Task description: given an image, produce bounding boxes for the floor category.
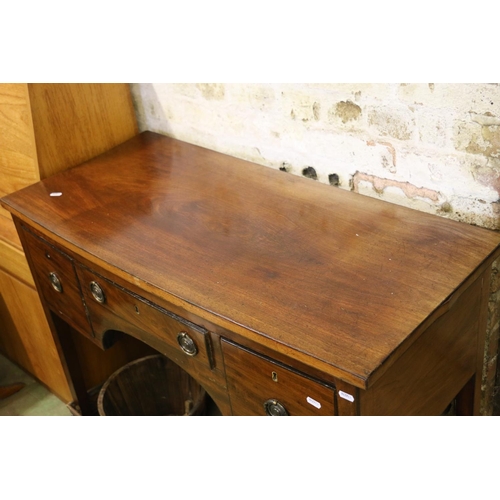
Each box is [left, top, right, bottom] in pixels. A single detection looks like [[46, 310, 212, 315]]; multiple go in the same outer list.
[[0, 354, 72, 416], [0, 353, 221, 416]]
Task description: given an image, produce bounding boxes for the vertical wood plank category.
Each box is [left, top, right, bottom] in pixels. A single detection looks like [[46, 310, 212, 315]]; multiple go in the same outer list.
[[0, 84, 139, 404], [0, 84, 39, 202], [0, 268, 72, 401], [28, 83, 138, 178]]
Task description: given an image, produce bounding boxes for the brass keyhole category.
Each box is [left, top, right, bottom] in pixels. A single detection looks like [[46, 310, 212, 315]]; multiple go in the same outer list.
[[272, 371, 278, 382]]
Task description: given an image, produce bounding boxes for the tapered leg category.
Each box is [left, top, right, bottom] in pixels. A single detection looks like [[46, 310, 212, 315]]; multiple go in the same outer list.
[[455, 376, 475, 416]]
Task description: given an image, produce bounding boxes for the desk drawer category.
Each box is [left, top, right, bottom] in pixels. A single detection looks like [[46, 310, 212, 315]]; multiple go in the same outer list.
[[22, 229, 93, 337], [222, 340, 336, 416], [76, 265, 216, 373]]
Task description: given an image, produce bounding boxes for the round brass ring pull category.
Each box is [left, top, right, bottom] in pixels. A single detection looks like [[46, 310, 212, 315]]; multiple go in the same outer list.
[[90, 281, 106, 304], [49, 272, 63, 293], [177, 331, 198, 356], [264, 399, 289, 416]]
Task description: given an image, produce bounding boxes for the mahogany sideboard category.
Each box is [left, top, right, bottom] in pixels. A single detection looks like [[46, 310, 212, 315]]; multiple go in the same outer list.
[[2, 131, 500, 416]]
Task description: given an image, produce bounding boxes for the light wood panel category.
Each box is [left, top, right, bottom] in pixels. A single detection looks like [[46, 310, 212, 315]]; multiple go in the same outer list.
[[0, 214, 33, 286], [0, 84, 39, 200], [0, 237, 34, 286], [0, 268, 72, 401], [0, 213, 20, 250], [0, 84, 138, 242], [0, 83, 139, 401], [28, 84, 138, 178]]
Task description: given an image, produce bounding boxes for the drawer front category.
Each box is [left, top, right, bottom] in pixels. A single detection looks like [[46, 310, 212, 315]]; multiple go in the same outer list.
[[22, 229, 93, 337], [222, 340, 336, 416], [76, 265, 224, 383]]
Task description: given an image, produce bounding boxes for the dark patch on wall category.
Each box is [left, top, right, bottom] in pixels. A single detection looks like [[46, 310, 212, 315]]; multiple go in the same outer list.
[[328, 173, 340, 186], [302, 167, 318, 180]]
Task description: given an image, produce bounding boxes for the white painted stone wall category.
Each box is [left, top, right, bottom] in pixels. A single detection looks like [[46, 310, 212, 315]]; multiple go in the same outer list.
[[130, 83, 500, 230]]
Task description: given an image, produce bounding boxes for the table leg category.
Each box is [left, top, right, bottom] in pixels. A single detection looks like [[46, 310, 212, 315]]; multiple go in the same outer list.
[[455, 376, 475, 416], [50, 313, 94, 415]]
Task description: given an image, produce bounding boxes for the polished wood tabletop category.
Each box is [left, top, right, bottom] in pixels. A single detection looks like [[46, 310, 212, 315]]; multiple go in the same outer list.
[[3, 131, 500, 389]]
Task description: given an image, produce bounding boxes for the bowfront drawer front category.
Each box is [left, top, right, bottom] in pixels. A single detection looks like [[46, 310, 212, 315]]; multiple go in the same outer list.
[[222, 340, 336, 416], [76, 265, 223, 383], [21, 228, 93, 337]]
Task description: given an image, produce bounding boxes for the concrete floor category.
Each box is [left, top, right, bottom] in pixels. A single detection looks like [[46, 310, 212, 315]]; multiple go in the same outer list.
[[0, 354, 71, 416]]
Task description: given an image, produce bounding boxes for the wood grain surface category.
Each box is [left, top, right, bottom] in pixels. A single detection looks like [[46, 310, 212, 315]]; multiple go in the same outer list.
[[0, 84, 39, 203], [3, 131, 500, 388], [222, 340, 336, 416], [0, 83, 139, 403], [0, 215, 33, 286], [27, 83, 138, 179], [75, 263, 231, 412], [0, 268, 72, 401], [358, 272, 484, 415], [21, 228, 94, 338]]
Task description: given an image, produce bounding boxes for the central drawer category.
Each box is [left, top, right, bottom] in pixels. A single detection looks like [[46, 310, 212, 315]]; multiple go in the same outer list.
[[75, 264, 222, 384]]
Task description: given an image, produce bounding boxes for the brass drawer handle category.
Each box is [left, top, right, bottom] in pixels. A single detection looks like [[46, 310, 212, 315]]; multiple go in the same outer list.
[[49, 272, 63, 293], [177, 331, 198, 356], [264, 399, 289, 416], [89, 281, 106, 304]]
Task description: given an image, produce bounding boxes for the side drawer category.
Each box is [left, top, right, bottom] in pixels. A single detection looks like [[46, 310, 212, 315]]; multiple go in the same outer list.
[[21, 228, 93, 337], [222, 340, 336, 416]]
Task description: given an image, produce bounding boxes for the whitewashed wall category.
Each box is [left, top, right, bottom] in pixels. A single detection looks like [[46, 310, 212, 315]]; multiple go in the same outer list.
[[130, 83, 500, 230]]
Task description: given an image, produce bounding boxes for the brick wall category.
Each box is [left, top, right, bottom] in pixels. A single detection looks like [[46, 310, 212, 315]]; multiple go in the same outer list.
[[130, 83, 500, 414]]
